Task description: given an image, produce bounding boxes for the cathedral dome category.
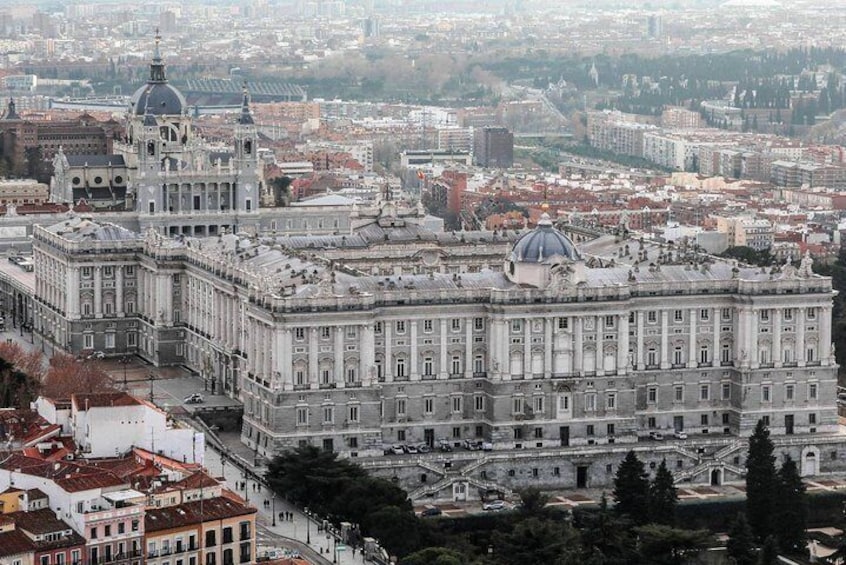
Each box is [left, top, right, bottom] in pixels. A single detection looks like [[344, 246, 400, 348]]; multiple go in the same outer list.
[[130, 32, 186, 116], [131, 83, 186, 116], [509, 213, 581, 263]]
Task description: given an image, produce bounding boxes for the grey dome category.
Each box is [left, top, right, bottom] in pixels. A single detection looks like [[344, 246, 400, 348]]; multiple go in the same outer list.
[[131, 83, 186, 116], [510, 214, 581, 263], [131, 32, 186, 116]]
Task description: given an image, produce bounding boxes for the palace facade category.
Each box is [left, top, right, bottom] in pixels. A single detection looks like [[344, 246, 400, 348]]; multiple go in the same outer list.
[[30, 197, 841, 495]]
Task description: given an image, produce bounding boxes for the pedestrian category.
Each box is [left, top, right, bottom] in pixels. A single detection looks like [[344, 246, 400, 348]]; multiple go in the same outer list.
[[279, 511, 284, 522], [352, 547, 356, 557]]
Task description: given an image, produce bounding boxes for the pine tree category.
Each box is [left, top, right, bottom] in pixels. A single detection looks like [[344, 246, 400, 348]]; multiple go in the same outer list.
[[746, 419, 777, 541], [612, 451, 650, 525], [726, 513, 757, 565], [758, 535, 779, 565], [774, 454, 807, 554], [649, 459, 678, 525]]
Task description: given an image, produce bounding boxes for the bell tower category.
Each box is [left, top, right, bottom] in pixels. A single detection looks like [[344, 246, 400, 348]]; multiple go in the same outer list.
[[233, 84, 259, 213]]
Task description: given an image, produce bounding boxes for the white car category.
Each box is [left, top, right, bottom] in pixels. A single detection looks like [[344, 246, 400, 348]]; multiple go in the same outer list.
[[649, 431, 665, 441], [483, 500, 506, 511], [184, 393, 205, 404], [673, 430, 688, 440]]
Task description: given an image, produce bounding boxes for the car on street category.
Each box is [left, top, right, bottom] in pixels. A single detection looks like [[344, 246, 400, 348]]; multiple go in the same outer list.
[[649, 431, 665, 441], [462, 439, 480, 451], [390, 444, 405, 455], [483, 500, 507, 511], [420, 507, 442, 517], [673, 430, 688, 440], [438, 440, 453, 452], [406, 444, 419, 454], [416, 443, 431, 453], [184, 393, 205, 404]]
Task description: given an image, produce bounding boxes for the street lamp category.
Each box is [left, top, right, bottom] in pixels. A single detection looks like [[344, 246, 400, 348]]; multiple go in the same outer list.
[[333, 535, 338, 564], [148, 374, 155, 403], [271, 494, 276, 527], [120, 356, 130, 390], [305, 507, 311, 544]]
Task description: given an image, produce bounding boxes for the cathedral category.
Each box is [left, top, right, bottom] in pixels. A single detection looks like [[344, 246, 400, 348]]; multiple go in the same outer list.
[[50, 32, 264, 237]]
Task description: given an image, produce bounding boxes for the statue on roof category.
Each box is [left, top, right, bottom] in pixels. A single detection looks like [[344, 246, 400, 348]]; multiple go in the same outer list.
[[798, 250, 814, 278], [50, 146, 71, 204]]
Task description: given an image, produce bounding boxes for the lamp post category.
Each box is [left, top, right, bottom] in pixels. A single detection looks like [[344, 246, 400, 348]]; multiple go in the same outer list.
[[120, 356, 130, 390], [271, 494, 276, 527], [333, 535, 338, 564], [305, 507, 311, 544], [148, 374, 155, 403]]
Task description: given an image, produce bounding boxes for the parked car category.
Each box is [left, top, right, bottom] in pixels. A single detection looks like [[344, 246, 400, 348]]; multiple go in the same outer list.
[[649, 431, 665, 441], [462, 439, 480, 451], [416, 443, 431, 454], [406, 444, 419, 454], [483, 500, 506, 511], [673, 430, 688, 440], [480, 441, 493, 451], [184, 393, 205, 404], [438, 440, 453, 452], [390, 444, 405, 455], [421, 507, 442, 517]]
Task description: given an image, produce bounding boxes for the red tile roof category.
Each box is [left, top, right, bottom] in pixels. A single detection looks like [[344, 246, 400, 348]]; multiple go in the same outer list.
[[144, 496, 256, 533]]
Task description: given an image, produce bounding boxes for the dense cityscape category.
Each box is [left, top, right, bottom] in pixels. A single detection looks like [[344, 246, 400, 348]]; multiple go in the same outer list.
[[2, 0, 846, 564]]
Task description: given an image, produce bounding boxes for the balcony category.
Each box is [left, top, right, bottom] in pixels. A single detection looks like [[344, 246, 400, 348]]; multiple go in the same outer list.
[[473, 372, 487, 378]]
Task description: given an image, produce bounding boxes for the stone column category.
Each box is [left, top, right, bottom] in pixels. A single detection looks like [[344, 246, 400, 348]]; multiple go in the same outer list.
[[334, 326, 344, 386], [574, 317, 583, 376], [773, 309, 783, 368], [361, 324, 374, 386], [411, 321, 419, 381], [713, 307, 721, 365], [385, 322, 393, 382], [281, 328, 293, 390], [439, 319, 448, 379], [490, 319, 503, 379], [67, 268, 80, 318], [94, 266, 102, 318], [749, 309, 759, 369], [596, 316, 605, 376], [660, 310, 670, 369], [618, 313, 629, 374], [115, 267, 124, 316], [636, 311, 645, 370], [688, 308, 697, 368], [465, 322, 473, 378], [797, 308, 806, 367], [523, 319, 532, 377], [544, 317, 553, 378], [821, 306, 832, 366], [735, 307, 747, 367], [308, 327, 318, 388]]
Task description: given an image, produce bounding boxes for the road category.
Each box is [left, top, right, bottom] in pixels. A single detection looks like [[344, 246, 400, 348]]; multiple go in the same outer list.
[[203, 443, 373, 565]]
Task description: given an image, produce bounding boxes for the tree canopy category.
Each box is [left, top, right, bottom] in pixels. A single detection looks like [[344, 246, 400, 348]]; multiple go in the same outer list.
[[613, 450, 651, 524], [746, 419, 777, 541]]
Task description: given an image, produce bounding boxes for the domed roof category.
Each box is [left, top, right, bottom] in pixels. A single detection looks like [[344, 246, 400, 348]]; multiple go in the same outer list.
[[130, 31, 186, 116], [510, 214, 581, 263], [131, 83, 186, 116]]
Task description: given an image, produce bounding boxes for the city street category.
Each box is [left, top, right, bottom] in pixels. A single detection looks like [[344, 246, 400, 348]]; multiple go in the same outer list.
[[202, 443, 373, 565]]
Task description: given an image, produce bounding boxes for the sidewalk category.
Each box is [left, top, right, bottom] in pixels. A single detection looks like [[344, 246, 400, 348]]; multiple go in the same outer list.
[[204, 439, 375, 565]]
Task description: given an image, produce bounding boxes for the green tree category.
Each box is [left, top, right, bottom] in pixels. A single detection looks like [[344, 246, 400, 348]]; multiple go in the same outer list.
[[746, 420, 777, 541], [399, 547, 467, 565], [265, 445, 366, 514], [649, 459, 678, 525], [632, 524, 712, 565], [516, 487, 550, 516], [726, 513, 757, 565], [613, 451, 650, 524], [758, 535, 779, 565], [329, 476, 412, 531], [368, 505, 423, 559], [494, 516, 583, 565], [774, 454, 807, 554], [578, 494, 634, 565]]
